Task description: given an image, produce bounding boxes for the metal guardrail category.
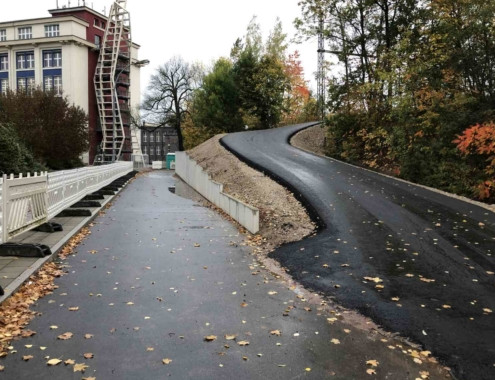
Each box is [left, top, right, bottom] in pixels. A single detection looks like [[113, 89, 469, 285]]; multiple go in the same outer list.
[[0, 162, 133, 244]]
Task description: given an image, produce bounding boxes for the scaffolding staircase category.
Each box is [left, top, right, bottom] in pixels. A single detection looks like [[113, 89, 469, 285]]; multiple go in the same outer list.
[[94, 0, 132, 163]]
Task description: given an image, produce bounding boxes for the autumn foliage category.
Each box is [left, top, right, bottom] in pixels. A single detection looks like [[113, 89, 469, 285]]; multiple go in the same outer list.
[[455, 122, 495, 200]]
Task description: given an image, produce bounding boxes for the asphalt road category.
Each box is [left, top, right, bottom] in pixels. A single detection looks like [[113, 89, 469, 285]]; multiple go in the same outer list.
[[1, 171, 449, 379], [222, 122, 495, 380]]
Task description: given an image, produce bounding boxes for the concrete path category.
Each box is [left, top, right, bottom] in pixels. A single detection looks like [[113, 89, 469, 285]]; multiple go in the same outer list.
[[222, 123, 495, 380], [0, 171, 448, 379]]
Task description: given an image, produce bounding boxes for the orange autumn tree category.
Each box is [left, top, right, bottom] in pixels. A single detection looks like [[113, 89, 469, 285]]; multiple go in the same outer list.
[[281, 51, 314, 125], [455, 122, 495, 199]]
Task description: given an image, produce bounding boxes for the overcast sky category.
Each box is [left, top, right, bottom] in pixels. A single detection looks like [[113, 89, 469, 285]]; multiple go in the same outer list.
[[2, 0, 318, 95]]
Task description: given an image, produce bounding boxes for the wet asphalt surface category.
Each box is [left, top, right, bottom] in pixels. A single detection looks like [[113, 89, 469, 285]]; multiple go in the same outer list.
[[0, 171, 450, 379], [222, 123, 495, 380]]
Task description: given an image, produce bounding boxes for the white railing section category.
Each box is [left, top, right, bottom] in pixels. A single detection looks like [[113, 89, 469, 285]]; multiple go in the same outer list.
[[175, 152, 260, 234], [0, 162, 133, 244]]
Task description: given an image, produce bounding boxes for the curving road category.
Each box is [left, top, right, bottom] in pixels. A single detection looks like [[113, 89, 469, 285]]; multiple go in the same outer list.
[[221, 122, 495, 380]]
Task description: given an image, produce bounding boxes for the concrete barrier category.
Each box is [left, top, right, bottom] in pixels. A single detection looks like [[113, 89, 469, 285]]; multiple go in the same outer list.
[[175, 152, 259, 234]]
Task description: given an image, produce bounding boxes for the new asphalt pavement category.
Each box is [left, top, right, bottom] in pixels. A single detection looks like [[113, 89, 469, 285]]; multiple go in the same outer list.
[[222, 123, 495, 380]]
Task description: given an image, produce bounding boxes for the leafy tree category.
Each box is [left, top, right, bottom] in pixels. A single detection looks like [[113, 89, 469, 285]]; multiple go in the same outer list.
[[0, 89, 88, 169], [0, 124, 45, 175], [191, 58, 244, 133], [142, 56, 200, 151]]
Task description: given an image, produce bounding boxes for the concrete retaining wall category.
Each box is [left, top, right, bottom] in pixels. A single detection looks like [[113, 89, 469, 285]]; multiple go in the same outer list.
[[175, 152, 259, 234]]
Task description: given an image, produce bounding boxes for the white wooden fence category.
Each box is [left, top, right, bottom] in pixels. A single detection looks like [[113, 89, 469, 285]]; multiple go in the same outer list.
[[0, 162, 133, 244]]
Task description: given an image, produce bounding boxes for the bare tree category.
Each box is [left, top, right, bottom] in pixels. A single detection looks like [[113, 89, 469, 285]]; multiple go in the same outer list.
[[142, 56, 197, 151]]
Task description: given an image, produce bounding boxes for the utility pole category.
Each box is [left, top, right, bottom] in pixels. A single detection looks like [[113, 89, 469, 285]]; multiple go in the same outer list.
[[317, 17, 326, 121]]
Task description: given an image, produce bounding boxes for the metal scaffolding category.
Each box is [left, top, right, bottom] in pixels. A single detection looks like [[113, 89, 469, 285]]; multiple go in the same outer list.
[[94, 0, 132, 163]]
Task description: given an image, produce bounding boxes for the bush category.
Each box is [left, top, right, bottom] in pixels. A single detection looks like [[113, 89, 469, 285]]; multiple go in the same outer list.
[[0, 124, 45, 175]]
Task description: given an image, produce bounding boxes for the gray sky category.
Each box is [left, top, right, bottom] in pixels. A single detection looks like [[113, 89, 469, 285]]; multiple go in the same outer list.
[[2, 0, 318, 94]]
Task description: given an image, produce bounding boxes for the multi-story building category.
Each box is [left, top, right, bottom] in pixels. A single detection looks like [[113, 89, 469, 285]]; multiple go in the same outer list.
[[140, 124, 179, 163], [0, 2, 142, 164]]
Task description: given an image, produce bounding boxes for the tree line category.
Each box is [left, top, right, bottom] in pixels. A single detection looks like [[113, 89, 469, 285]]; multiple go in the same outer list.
[[142, 17, 318, 151], [295, 0, 495, 201]]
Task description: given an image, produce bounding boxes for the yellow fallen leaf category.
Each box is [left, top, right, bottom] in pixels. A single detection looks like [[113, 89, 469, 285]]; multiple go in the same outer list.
[[65, 359, 75, 365], [331, 338, 340, 345], [23, 355, 33, 361], [267, 291, 278, 295], [25, 345, 33, 348], [442, 305, 451, 309], [0, 366, 4, 371], [74, 363, 89, 372], [224, 334, 237, 340], [83, 353, 94, 359], [47, 358, 62, 366], [366, 360, 379, 367], [126, 302, 134, 306], [483, 308, 492, 313], [305, 368, 311, 372], [413, 358, 422, 364], [84, 334, 94, 339], [238, 341, 250, 346], [364, 276, 383, 283], [391, 297, 400, 302], [68, 307, 79, 311], [146, 347, 154, 352], [49, 326, 58, 330], [194, 243, 200, 247], [57, 332, 73, 340], [240, 302, 248, 307], [162, 358, 172, 365], [366, 368, 376, 375], [327, 318, 338, 324], [270, 330, 281, 336], [204, 335, 217, 342], [82, 377, 96, 380], [40, 347, 47, 351]]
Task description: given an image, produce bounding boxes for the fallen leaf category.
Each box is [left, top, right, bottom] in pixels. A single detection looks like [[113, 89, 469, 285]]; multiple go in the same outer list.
[[83, 353, 94, 359], [367, 368, 376, 375], [23, 355, 33, 361], [68, 307, 79, 311], [413, 358, 422, 364], [366, 360, 379, 367], [364, 276, 383, 283], [331, 338, 340, 345], [237, 341, 250, 346], [267, 291, 278, 295], [47, 358, 62, 366], [50, 325, 58, 330], [194, 243, 200, 247], [146, 347, 154, 352], [82, 377, 96, 380], [162, 358, 172, 365], [57, 332, 73, 340], [242, 356, 248, 361], [65, 359, 75, 365], [204, 335, 217, 342], [84, 334, 94, 339], [270, 330, 281, 336], [73, 363, 89, 372], [483, 308, 492, 313], [224, 334, 237, 340], [25, 345, 33, 348], [305, 368, 311, 372], [0, 366, 4, 371], [240, 302, 248, 307], [442, 305, 451, 309], [343, 329, 351, 334], [126, 302, 134, 306], [391, 297, 400, 302]]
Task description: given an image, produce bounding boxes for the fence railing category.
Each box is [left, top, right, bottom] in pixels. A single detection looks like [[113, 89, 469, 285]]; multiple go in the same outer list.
[[0, 162, 133, 244]]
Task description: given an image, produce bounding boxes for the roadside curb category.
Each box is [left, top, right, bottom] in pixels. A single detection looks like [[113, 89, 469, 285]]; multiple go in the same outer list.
[[0, 174, 135, 305]]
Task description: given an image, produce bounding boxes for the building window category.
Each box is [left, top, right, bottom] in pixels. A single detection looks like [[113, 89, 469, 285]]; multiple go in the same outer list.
[[0, 54, 8, 71], [156, 146, 161, 155], [156, 133, 161, 142], [94, 19, 99, 27], [44, 75, 62, 96], [150, 134, 154, 142], [143, 146, 147, 154], [43, 50, 62, 68], [0, 79, 8, 95], [0, 30, 6, 42], [17, 77, 35, 93], [143, 133, 147, 142], [18, 27, 32, 40], [44, 24, 59, 38], [95, 35, 101, 48], [150, 146, 155, 156], [17, 51, 35, 69]]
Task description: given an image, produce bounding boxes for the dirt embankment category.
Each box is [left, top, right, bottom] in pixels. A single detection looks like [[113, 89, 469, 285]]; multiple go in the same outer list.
[[290, 124, 327, 155], [188, 135, 316, 253]]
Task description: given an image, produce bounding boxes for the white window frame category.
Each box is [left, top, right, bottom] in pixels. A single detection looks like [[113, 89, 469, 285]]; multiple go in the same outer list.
[[143, 133, 147, 142], [18, 27, 32, 40], [0, 30, 6, 42], [44, 24, 59, 38], [0, 79, 8, 95], [150, 134, 154, 142], [0, 54, 8, 71], [17, 52, 35, 70], [156, 146, 161, 155]]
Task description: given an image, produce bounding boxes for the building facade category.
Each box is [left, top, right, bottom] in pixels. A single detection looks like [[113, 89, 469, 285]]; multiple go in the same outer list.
[[0, 3, 141, 164], [140, 125, 179, 163]]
